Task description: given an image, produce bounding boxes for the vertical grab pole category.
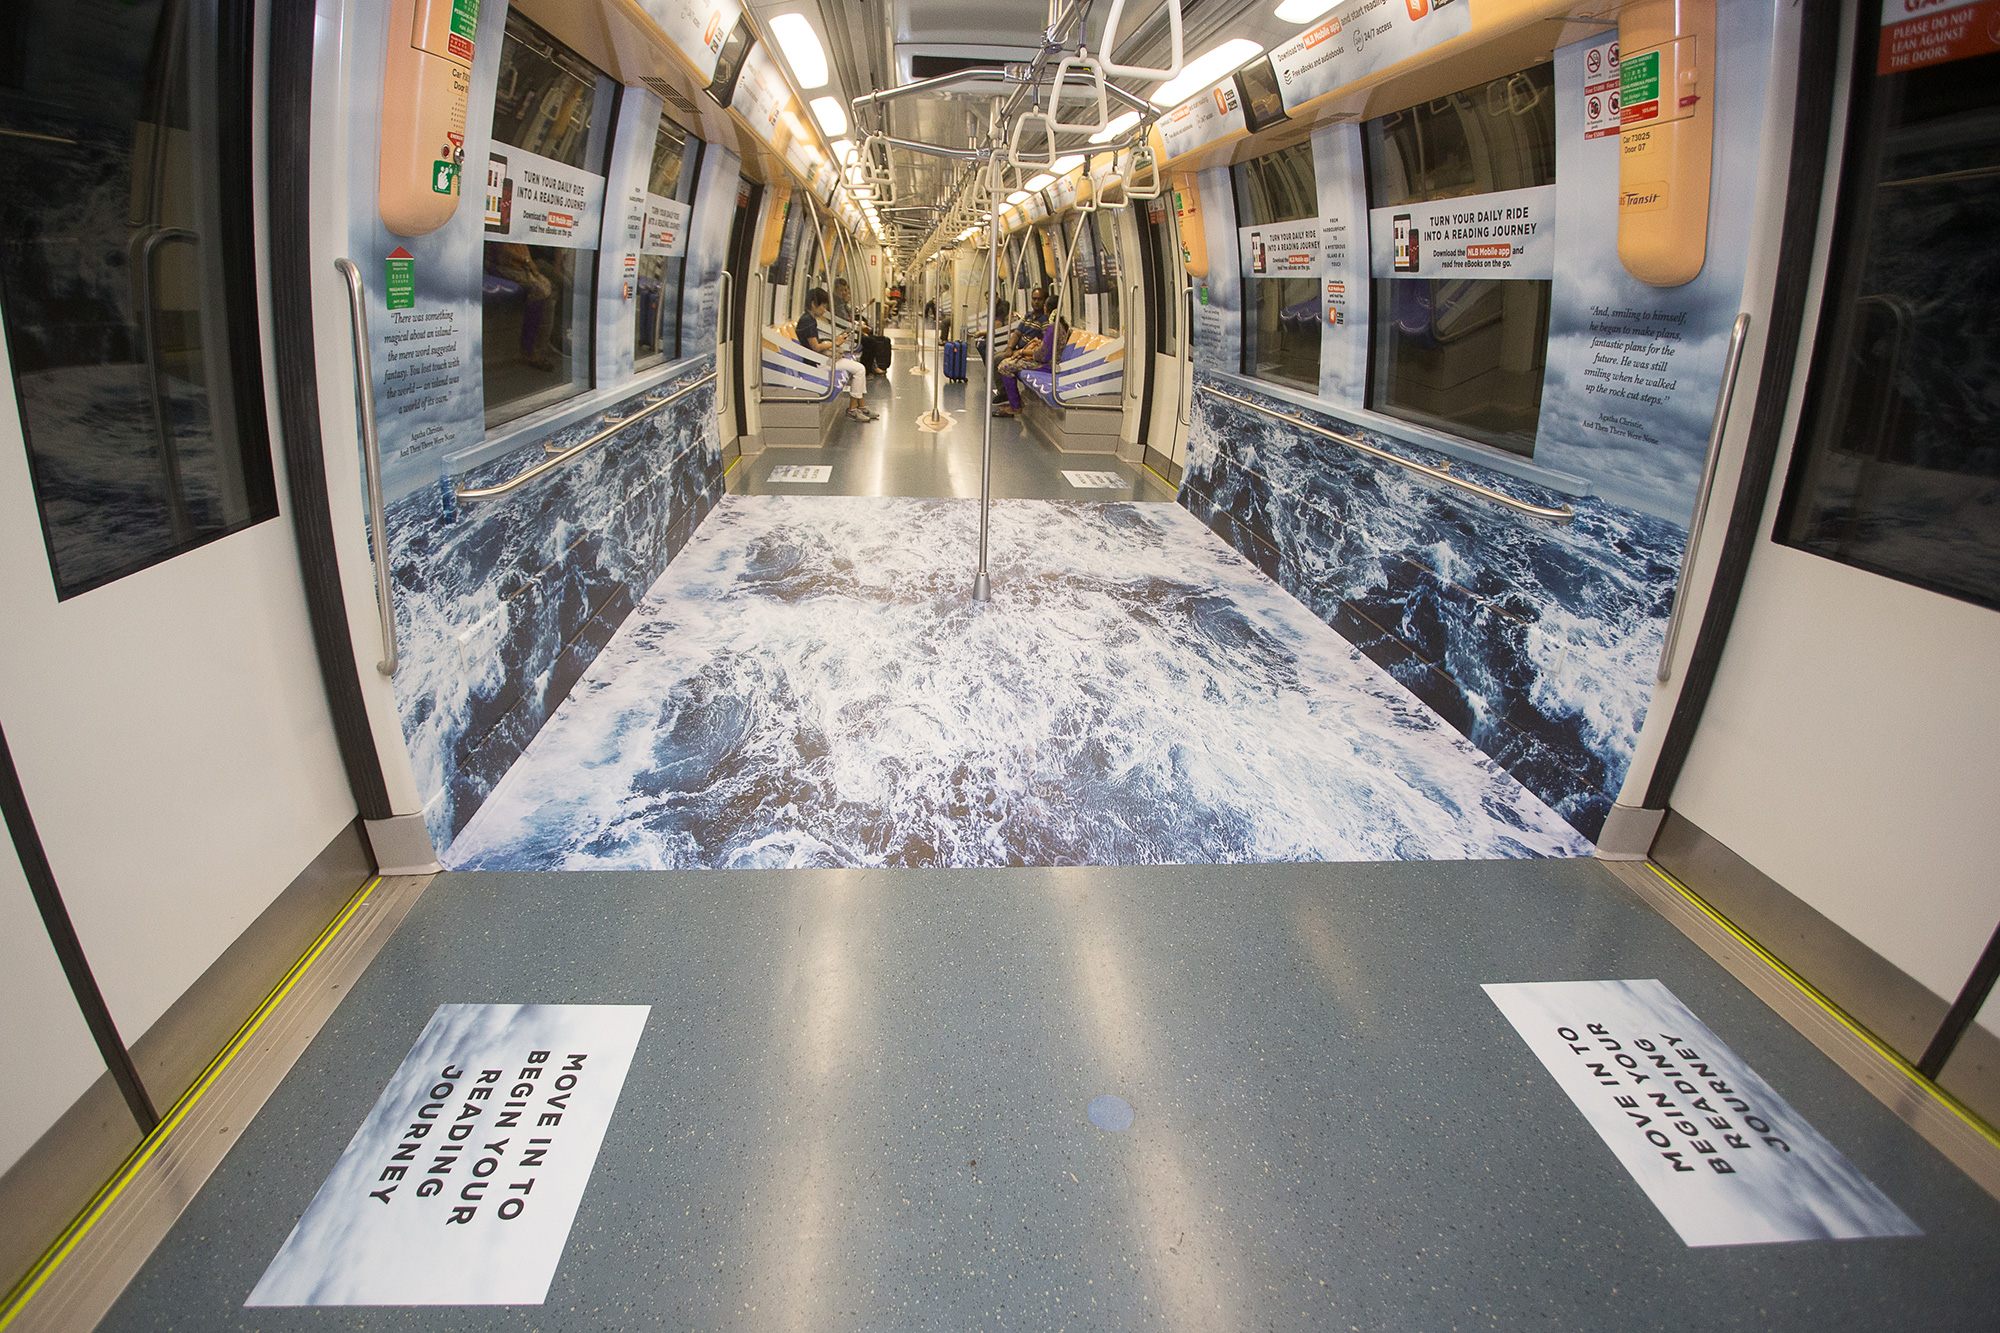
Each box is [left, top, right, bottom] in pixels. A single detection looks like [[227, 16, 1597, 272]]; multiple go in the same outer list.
[[973, 146, 998, 602], [334, 257, 399, 676]]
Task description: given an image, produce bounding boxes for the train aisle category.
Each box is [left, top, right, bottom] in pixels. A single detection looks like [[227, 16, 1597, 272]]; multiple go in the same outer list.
[[100, 859, 2000, 1330], [729, 357, 1177, 502]]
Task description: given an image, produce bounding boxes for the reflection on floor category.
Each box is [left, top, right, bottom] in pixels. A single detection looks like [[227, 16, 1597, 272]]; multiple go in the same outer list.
[[103, 861, 2000, 1331], [729, 357, 1179, 501], [446, 496, 1593, 869]]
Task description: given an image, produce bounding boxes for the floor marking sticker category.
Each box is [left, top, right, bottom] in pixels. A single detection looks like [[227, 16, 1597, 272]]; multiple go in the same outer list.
[[1061, 470, 1131, 489], [1484, 980, 1919, 1246], [247, 1004, 649, 1306], [767, 465, 832, 483]]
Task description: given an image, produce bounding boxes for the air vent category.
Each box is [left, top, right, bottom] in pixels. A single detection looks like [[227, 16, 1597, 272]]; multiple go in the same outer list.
[[908, 54, 1006, 79], [640, 77, 703, 121]]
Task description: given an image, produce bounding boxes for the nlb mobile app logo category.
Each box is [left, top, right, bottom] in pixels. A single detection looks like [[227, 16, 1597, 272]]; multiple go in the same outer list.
[[1213, 84, 1238, 115]]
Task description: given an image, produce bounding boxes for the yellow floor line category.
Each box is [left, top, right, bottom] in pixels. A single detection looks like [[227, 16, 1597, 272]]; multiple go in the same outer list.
[[0, 877, 383, 1328], [1142, 461, 1177, 493], [1643, 861, 2000, 1150]]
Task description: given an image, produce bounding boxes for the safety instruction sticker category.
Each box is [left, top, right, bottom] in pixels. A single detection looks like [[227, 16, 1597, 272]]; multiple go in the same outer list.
[[1582, 37, 1621, 139], [1879, 0, 2000, 72], [247, 1004, 649, 1305], [1484, 980, 1920, 1246]]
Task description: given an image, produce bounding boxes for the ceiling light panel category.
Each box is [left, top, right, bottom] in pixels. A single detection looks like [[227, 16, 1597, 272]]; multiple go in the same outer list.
[[770, 13, 830, 90], [1089, 110, 1140, 145], [810, 95, 848, 137], [1150, 38, 1263, 107], [1273, 0, 1338, 22]]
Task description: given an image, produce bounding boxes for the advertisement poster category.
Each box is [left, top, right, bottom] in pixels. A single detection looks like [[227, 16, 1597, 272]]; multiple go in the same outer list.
[[633, 0, 743, 83], [481, 147, 606, 249], [1190, 166, 1241, 371], [1269, 0, 1472, 112], [1366, 184, 1555, 279], [1485, 981, 1919, 1247], [1314, 122, 1369, 406], [1241, 220, 1320, 276], [1535, 8, 1773, 522], [1159, 81, 1248, 160], [247, 1005, 650, 1305], [641, 194, 691, 256]]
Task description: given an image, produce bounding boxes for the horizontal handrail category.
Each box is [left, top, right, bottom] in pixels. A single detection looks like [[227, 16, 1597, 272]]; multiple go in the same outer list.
[[456, 371, 716, 501], [1198, 385, 1575, 524]]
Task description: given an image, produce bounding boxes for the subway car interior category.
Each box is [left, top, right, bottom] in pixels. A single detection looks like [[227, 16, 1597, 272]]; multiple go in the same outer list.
[[4, 0, 2000, 1326]]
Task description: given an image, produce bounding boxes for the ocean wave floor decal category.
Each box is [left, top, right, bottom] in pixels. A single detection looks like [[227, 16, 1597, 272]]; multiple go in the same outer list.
[[445, 497, 1596, 869]]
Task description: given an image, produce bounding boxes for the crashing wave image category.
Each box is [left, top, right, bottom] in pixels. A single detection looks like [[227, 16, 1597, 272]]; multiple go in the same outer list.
[[445, 496, 1595, 870]]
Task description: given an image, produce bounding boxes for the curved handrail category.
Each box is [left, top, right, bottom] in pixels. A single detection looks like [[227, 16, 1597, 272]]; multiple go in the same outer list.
[[136, 227, 199, 544], [333, 257, 399, 674], [1197, 385, 1575, 524], [455, 371, 717, 501], [1657, 312, 1752, 683]]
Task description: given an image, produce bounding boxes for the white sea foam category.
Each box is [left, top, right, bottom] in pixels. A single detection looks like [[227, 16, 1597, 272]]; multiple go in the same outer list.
[[447, 497, 1593, 869]]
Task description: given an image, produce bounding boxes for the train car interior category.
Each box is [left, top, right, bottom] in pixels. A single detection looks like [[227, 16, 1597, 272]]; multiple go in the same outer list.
[[3, 0, 1999, 1326]]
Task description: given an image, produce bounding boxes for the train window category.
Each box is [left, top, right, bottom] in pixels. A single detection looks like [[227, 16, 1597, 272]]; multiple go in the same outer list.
[[1233, 141, 1320, 392], [1363, 65, 1556, 457], [635, 112, 702, 369], [0, 0, 278, 600], [1093, 209, 1122, 334], [1149, 198, 1179, 356], [1774, 22, 2000, 611], [481, 12, 617, 427]]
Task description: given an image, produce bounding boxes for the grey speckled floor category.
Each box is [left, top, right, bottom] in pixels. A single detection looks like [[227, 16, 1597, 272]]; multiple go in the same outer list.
[[728, 358, 1176, 502], [104, 861, 2000, 1330]]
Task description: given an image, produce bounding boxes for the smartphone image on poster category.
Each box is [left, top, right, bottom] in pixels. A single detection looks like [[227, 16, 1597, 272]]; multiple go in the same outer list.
[[1392, 213, 1417, 273], [485, 153, 512, 234], [1251, 231, 1266, 274]]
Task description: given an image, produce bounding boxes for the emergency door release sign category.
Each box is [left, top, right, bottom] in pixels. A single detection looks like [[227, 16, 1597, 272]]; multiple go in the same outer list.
[[1484, 979, 1920, 1247], [247, 1003, 650, 1305]]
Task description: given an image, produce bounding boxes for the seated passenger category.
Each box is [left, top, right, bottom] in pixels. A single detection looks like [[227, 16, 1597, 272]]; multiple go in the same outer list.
[[798, 287, 874, 421], [996, 316, 1067, 416]]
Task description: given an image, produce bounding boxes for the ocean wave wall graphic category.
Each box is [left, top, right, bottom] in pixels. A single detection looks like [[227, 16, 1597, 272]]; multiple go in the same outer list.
[[382, 360, 724, 847], [1182, 376, 1684, 839], [445, 496, 1594, 870]]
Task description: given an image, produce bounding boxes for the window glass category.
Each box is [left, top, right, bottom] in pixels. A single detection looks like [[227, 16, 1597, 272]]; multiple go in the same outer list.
[[481, 12, 615, 426], [1775, 28, 2000, 610], [1363, 64, 1555, 456], [1150, 200, 1179, 355], [1093, 208, 1121, 334], [0, 0, 278, 599], [635, 112, 701, 367], [1233, 141, 1319, 391]]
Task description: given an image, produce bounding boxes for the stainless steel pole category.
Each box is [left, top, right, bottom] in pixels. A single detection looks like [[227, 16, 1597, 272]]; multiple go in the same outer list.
[[973, 147, 999, 603]]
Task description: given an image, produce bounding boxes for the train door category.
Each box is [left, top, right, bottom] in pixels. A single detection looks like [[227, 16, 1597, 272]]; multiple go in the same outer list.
[[718, 178, 758, 455], [1142, 195, 1190, 482], [1648, 3, 2000, 1100], [0, 0, 370, 1178]]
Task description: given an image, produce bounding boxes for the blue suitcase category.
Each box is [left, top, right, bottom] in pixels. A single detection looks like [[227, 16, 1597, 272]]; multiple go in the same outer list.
[[941, 340, 966, 382]]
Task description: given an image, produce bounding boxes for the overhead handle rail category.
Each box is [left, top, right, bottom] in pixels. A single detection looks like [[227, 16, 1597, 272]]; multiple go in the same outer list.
[[456, 371, 717, 501], [1050, 52, 1107, 131], [1199, 385, 1575, 524], [1099, 0, 1183, 81]]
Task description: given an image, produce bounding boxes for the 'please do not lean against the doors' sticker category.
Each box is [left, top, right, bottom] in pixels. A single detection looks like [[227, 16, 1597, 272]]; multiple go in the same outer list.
[[246, 1004, 649, 1306], [1485, 979, 1920, 1247]]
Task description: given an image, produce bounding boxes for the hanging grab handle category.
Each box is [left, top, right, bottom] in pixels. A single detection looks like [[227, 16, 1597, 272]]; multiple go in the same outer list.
[[1099, 0, 1183, 82], [1050, 53, 1107, 131], [1009, 110, 1055, 168], [1124, 143, 1160, 200]]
